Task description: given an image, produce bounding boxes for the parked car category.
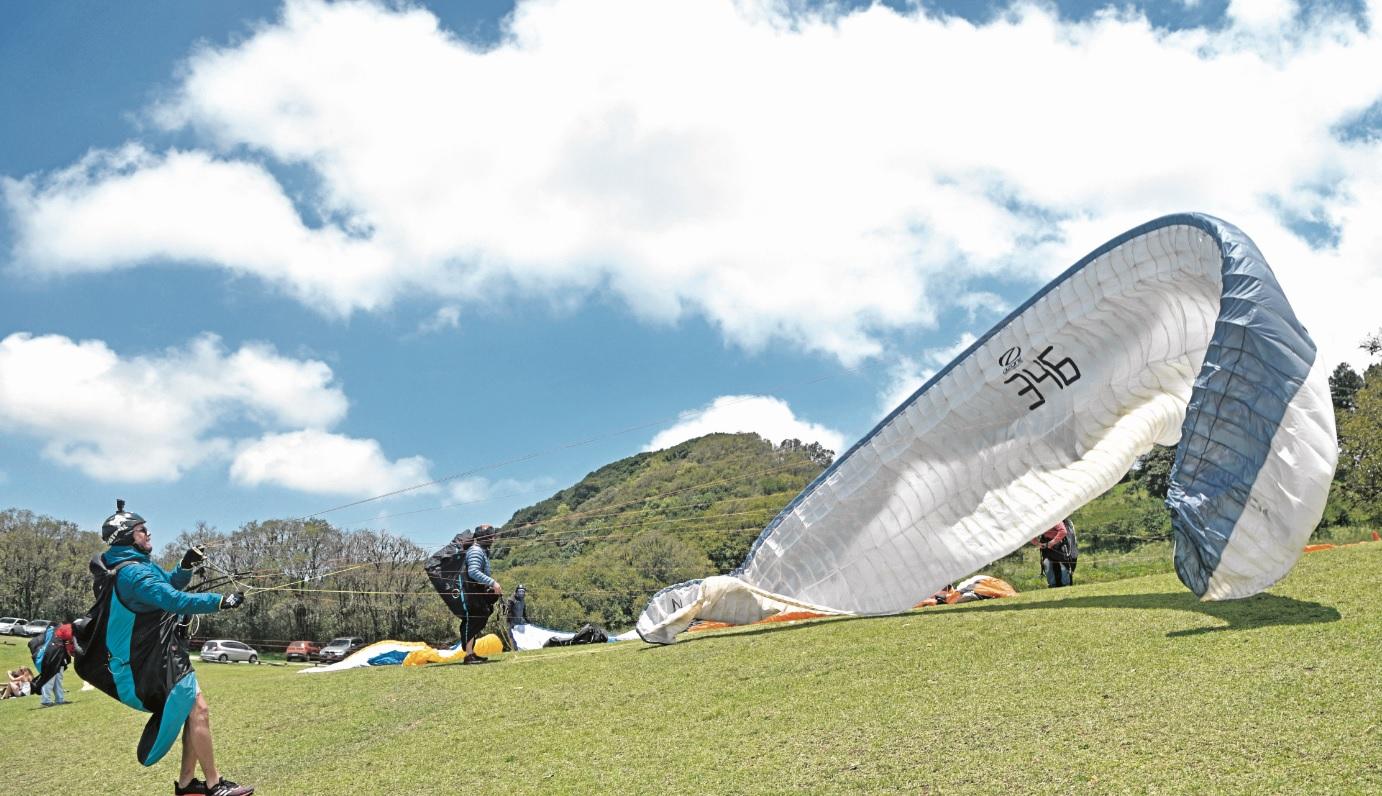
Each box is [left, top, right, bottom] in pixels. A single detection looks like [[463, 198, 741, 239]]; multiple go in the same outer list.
[[199, 639, 260, 664], [317, 636, 367, 664], [0, 617, 28, 636], [21, 619, 53, 637], [285, 640, 324, 662]]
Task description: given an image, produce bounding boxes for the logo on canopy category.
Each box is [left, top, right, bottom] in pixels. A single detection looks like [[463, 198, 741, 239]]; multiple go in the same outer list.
[[999, 346, 1023, 374]]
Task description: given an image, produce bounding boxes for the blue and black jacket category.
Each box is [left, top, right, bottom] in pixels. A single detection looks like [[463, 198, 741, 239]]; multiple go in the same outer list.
[[74, 546, 223, 766], [29, 625, 69, 691]]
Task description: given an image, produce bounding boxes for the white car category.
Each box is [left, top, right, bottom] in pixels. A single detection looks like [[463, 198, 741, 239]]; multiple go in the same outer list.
[[21, 619, 53, 637], [199, 639, 259, 664], [0, 617, 28, 636]]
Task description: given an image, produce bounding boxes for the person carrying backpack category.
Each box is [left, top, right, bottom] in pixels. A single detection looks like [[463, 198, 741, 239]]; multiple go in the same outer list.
[[426, 525, 504, 662], [459, 525, 503, 664], [1031, 517, 1078, 588], [75, 500, 253, 796], [30, 617, 75, 707]]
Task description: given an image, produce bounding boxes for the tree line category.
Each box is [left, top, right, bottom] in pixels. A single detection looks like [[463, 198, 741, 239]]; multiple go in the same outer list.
[[0, 435, 833, 644]]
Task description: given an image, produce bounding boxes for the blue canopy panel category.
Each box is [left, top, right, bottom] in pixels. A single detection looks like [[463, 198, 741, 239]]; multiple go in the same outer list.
[[1163, 216, 1334, 598]]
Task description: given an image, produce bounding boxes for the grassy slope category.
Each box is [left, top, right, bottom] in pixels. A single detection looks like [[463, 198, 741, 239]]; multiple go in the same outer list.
[[4, 543, 1378, 794]]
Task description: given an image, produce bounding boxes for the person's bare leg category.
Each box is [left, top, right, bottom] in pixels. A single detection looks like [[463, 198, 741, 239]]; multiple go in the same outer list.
[[178, 722, 197, 786], [178, 692, 221, 787]]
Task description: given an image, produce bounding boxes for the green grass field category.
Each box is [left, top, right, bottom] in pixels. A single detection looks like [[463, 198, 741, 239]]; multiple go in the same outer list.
[[4, 543, 1378, 794]]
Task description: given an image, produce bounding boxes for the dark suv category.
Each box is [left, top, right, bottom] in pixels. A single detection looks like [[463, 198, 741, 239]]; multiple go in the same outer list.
[[318, 636, 367, 664]]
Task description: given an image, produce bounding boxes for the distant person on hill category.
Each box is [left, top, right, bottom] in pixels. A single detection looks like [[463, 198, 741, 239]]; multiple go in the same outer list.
[[75, 500, 253, 796], [1031, 518, 1078, 588], [460, 524, 503, 664]]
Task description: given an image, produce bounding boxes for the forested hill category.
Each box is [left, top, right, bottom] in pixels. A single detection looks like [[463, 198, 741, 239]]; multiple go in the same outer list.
[[490, 433, 834, 630]]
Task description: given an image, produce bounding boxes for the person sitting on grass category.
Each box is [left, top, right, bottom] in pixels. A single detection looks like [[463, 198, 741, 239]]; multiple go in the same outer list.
[[1, 667, 34, 699]]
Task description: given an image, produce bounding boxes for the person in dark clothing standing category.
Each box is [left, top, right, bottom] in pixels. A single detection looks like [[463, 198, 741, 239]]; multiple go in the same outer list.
[[460, 524, 502, 664], [507, 584, 527, 627], [76, 500, 253, 796], [1031, 518, 1078, 587]]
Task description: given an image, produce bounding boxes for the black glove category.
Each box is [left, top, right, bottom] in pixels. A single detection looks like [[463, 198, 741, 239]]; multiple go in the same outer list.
[[220, 591, 245, 610], [180, 546, 207, 572]]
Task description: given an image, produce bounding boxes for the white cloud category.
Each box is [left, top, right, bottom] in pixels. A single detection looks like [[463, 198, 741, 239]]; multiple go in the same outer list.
[[230, 429, 432, 496], [0, 332, 347, 481], [1226, 0, 1297, 31], [0, 333, 437, 496], [645, 395, 845, 453], [417, 305, 461, 334], [5, 0, 1382, 367], [877, 332, 979, 415], [957, 292, 1009, 323], [2, 146, 396, 315], [447, 475, 554, 504]]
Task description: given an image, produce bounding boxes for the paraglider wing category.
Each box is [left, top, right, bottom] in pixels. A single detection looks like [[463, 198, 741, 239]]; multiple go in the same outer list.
[[636, 213, 1337, 643]]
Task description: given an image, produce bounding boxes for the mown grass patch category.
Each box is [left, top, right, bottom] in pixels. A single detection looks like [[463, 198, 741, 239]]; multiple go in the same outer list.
[[3, 542, 1378, 794]]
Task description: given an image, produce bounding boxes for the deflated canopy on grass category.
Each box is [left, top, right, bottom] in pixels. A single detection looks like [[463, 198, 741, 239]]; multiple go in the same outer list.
[[637, 213, 1338, 644]]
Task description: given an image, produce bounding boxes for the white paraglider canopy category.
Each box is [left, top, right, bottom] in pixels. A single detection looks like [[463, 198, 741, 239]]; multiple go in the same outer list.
[[637, 213, 1337, 644]]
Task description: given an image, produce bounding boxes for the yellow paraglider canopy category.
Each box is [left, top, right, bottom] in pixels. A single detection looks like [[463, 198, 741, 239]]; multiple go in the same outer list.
[[473, 633, 503, 657]]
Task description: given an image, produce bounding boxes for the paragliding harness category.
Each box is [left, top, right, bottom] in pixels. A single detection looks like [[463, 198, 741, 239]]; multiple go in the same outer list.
[[543, 623, 610, 647], [1038, 518, 1078, 588], [72, 556, 200, 766], [29, 625, 69, 692], [424, 538, 470, 619], [1040, 518, 1078, 565]]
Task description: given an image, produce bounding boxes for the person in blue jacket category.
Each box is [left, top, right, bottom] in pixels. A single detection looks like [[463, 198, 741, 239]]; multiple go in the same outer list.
[[75, 500, 254, 796], [459, 524, 503, 664]]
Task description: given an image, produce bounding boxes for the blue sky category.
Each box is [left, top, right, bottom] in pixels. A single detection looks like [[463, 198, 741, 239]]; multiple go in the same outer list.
[[2, 0, 1380, 550]]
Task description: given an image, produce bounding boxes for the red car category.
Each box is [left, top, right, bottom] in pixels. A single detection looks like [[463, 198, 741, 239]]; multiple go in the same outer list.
[[285, 640, 324, 662]]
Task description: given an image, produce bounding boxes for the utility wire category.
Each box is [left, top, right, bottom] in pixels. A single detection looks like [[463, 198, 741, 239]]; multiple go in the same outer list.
[[296, 367, 861, 521]]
